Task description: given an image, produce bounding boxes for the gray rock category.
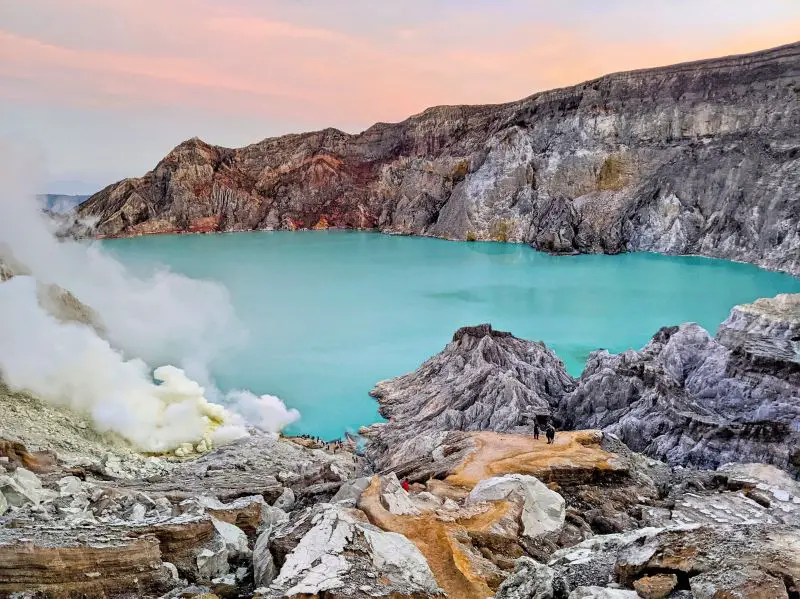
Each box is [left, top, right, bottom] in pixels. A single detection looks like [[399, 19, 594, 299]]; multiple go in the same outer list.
[[211, 518, 250, 560], [195, 536, 229, 582], [253, 529, 277, 588], [568, 588, 638, 599], [77, 43, 800, 275], [331, 476, 371, 505], [495, 557, 556, 599], [378, 473, 420, 516], [272, 487, 295, 511], [559, 294, 800, 474], [363, 324, 573, 470], [717, 293, 800, 363], [467, 474, 566, 540]]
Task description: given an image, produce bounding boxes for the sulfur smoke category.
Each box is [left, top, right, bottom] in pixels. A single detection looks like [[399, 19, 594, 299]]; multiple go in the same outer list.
[[0, 153, 299, 454]]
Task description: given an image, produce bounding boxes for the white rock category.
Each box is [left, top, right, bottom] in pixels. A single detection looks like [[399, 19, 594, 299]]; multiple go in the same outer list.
[[568, 587, 639, 598], [259, 503, 289, 535], [442, 498, 460, 511], [253, 528, 277, 587], [467, 474, 565, 539], [130, 503, 147, 522], [212, 517, 250, 559], [163, 561, 180, 582], [196, 538, 229, 582], [379, 473, 420, 516], [57, 476, 84, 497], [331, 477, 371, 504], [273, 487, 296, 511], [271, 504, 441, 598], [0, 468, 43, 507]]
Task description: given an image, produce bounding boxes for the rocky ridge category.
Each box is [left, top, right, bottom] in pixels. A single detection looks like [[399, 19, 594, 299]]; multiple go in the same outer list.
[[76, 42, 800, 274], [364, 294, 800, 477]]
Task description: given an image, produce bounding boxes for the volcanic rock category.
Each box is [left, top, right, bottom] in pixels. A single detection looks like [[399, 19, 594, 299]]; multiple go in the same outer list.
[[466, 475, 566, 541], [558, 294, 800, 474], [363, 324, 574, 470], [259, 503, 442, 598], [77, 43, 800, 274]]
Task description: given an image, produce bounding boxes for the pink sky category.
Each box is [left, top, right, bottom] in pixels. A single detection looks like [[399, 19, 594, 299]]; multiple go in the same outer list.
[[1, 0, 798, 193]]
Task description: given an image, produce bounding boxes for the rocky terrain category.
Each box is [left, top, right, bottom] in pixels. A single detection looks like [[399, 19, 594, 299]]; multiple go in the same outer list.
[[365, 293, 800, 477], [2, 291, 799, 597], [75, 42, 800, 274]]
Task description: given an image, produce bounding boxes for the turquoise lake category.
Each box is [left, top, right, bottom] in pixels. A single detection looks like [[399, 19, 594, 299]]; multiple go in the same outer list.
[[104, 231, 800, 439]]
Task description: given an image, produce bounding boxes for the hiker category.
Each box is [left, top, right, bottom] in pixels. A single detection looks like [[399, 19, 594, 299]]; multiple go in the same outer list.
[[533, 420, 540, 440], [545, 423, 556, 444], [401, 479, 410, 492]]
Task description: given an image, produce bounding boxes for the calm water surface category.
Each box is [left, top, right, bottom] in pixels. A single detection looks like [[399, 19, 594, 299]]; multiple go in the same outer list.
[[104, 231, 800, 439]]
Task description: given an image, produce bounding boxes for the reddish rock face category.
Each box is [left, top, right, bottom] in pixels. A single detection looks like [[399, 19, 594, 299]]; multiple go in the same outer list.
[[77, 43, 800, 274]]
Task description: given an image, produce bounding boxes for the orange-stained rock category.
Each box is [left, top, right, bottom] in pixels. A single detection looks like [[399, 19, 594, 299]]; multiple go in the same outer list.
[[445, 430, 628, 489], [633, 574, 678, 599], [0, 438, 58, 474], [359, 476, 524, 599]]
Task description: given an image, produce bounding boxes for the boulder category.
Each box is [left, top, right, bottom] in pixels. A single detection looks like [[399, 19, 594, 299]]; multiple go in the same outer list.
[[467, 474, 565, 540], [495, 557, 557, 599], [196, 537, 229, 583], [273, 487, 295, 511], [253, 529, 277, 588], [264, 503, 442, 598], [378, 473, 421, 516], [331, 476, 371, 505], [211, 518, 250, 560], [632, 574, 678, 599], [0, 467, 47, 507]]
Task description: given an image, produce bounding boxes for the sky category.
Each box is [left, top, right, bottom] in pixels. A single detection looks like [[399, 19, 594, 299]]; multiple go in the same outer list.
[[1, 1, 798, 194]]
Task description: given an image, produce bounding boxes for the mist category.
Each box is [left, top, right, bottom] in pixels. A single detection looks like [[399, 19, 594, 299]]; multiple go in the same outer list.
[[0, 152, 299, 453]]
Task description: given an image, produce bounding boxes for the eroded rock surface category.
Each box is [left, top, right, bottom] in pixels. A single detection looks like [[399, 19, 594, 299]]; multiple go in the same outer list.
[[363, 324, 574, 471], [77, 43, 800, 274], [559, 294, 800, 474], [259, 503, 442, 598]]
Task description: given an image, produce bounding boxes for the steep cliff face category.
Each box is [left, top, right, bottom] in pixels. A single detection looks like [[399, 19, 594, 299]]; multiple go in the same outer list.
[[78, 42, 800, 273]]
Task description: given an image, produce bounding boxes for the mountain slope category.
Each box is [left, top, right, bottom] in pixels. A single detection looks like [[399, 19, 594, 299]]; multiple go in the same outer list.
[[79, 42, 800, 273]]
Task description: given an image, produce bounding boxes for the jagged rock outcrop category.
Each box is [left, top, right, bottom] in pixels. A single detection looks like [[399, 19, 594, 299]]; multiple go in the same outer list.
[[558, 293, 800, 475], [257, 502, 442, 598], [363, 324, 574, 470], [77, 42, 800, 273], [717, 292, 800, 363]]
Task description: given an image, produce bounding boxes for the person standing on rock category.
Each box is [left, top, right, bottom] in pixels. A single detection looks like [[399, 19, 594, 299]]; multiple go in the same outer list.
[[545, 423, 556, 444], [533, 420, 540, 440]]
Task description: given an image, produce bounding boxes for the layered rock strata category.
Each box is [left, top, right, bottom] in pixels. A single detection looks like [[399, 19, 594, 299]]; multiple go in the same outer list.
[[76, 42, 800, 274]]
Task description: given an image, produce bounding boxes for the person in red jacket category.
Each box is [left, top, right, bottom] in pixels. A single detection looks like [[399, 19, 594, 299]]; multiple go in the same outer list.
[[401, 479, 410, 492]]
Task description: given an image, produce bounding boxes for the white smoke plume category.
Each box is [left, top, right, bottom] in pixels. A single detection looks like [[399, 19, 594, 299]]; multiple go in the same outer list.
[[0, 151, 299, 453]]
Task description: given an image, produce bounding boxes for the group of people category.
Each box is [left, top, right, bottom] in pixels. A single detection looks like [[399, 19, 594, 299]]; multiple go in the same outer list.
[[532, 419, 556, 444], [291, 434, 349, 453]]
